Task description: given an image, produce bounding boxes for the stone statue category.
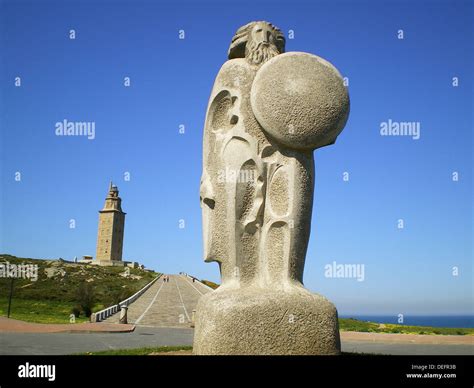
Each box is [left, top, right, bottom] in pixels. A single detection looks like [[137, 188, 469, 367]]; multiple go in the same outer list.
[[194, 21, 350, 355]]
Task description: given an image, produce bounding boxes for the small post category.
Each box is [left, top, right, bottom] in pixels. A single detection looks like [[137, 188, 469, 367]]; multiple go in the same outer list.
[[119, 306, 128, 324], [7, 277, 14, 318]]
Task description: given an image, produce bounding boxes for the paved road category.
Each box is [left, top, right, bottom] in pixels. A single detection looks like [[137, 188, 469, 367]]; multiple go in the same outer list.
[[342, 341, 473, 355], [0, 326, 194, 355], [1, 327, 472, 355], [104, 274, 212, 328]]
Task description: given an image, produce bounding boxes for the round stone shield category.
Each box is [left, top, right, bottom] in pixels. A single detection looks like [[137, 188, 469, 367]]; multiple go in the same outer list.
[[250, 52, 350, 150]]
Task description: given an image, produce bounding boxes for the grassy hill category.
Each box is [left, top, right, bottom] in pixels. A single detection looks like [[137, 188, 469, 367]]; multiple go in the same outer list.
[[0, 254, 159, 323], [339, 318, 474, 336]]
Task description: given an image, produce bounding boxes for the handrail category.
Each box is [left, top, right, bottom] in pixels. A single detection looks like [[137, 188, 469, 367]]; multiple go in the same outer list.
[[92, 274, 162, 323], [183, 273, 215, 291]]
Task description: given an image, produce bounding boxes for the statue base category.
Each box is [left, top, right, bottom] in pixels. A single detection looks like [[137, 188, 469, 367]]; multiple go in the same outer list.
[[193, 286, 341, 355]]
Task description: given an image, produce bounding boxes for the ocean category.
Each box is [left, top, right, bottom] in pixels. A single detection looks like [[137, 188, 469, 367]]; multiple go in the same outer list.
[[339, 315, 474, 328]]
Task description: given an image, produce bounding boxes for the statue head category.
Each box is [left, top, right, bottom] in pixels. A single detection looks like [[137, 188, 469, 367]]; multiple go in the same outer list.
[[228, 21, 285, 65]]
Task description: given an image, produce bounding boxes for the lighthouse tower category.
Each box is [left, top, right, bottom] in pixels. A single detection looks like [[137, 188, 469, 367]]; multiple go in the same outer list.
[[95, 182, 126, 266]]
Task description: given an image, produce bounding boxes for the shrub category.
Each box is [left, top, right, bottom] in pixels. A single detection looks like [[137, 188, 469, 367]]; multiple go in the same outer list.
[[71, 306, 81, 318], [75, 283, 95, 318], [201, 280, 219, 290], [110, 289, 130, 306]]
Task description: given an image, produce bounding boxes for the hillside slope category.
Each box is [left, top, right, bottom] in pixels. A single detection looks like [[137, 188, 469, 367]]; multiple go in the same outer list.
[[0, 254, 159, 323]]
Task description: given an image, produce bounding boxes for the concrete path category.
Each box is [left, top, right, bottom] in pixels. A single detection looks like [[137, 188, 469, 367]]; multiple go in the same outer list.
[[0, 317, 134, 333], [104, 274, 212, 328], [341, 341, 473, 355], [340, 331, 473, 355], [341, 331, 473, 345]]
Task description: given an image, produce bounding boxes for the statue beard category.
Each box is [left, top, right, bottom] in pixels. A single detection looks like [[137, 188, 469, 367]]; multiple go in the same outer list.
[[245, 40, 280, 66]]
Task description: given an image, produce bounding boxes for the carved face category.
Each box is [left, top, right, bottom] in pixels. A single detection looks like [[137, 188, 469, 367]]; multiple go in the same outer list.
[[251, 22, 278, 47], [199, 173, 216, 263], [245, 22, 281, 65]]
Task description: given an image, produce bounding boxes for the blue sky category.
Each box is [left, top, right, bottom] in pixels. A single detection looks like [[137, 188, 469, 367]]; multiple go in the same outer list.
[[1, 0, 472, 315]]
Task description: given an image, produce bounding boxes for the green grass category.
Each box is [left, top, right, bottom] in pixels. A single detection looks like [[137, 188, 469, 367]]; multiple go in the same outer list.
[[0, 254, 159, 324], [80, 346, 193, 355], [0, 297, 90, 323], [200, 279, 219, 289], [80, 346, 373, 356], [339, 318, 474, 336]]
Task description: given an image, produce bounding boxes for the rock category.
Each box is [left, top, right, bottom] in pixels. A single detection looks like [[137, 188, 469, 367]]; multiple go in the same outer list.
[[44, 267, 66, 278]]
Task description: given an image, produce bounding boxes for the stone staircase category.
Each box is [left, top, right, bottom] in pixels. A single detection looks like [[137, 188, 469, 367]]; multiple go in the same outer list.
[[103, 274, 212, 328]]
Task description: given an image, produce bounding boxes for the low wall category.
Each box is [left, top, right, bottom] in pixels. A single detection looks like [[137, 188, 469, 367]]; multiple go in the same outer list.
[[91, 274, 162, 323]]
